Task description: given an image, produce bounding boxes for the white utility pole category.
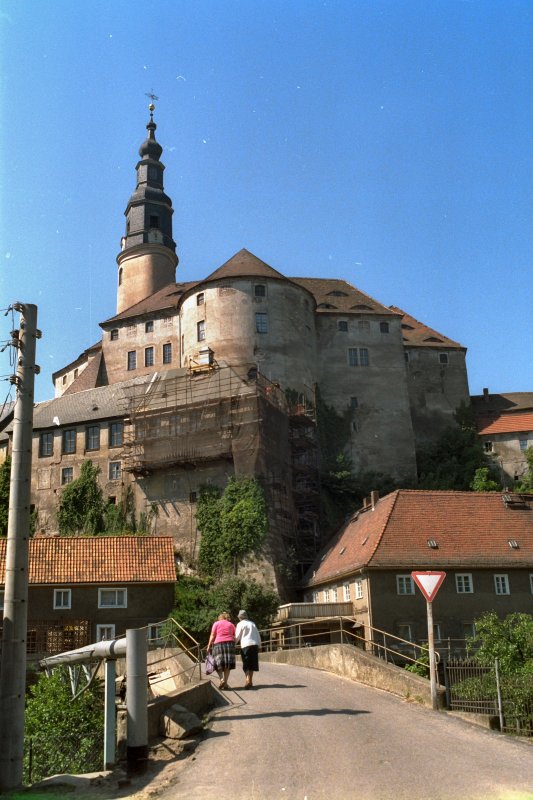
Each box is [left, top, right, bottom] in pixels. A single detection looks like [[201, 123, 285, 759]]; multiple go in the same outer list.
[[0, 303, 39, 792]]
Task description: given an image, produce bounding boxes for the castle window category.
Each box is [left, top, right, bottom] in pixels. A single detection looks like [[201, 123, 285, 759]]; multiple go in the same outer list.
[[197, 320, 206, 342], [379, 322, 390, 333], [348, 348, 370, 367], [197, 292, 205, 306], [86, 425, 100, 452], [439, 353, 449, 365], [149, 215, 159, 229], [62, 429, 76, 455], [350, 397, 358, 410], [74, 369, 78, 378], [127, 351, 137, 371], [254, 284, 266, 297], [61, 467, 73, 485], [163, 343, 172, 364], [110, 329, 119, 341], [145, 347, 154, 367], [109, 422, 123, 448], [109, 461, 121, 481], [145, 321, 154, 333], [255, 313, 268, 334], [404, 351, 410, 364], [62, 375, 67, 385], [39, 432, 53, 458], [338, 320, 348, 332], [484, 441, 493, 453], [358, 320, 370, 332], [519, 439, 528, 451], [118, 268, 123, 286]]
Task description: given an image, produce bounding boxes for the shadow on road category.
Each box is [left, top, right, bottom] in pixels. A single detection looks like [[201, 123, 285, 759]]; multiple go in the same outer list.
[[215, 707, 371, 721]]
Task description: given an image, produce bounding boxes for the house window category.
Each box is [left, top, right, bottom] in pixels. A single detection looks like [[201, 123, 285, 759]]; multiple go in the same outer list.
[[404, 351, 410, 364], [109, 461, 121, 481], [462, 622, 476, 640], [396, 575, 414, 595], [255, 313, 268, 334], [98, 588, 127, 608], [127, 351, 137, 371], [331, 588, 338, 602], [110, 329, 119, 341], [433, 624, 442, 642], [456, 573, 473, 594], [484, 441, 493, 453], [530, 574, 533, 594], [62, 429, 76, 454], [397, 624, 412, 642], [61, 467, 74, 485], [86, 425, 100, 451], [39, 432, 53, 458], [338, 320, 348, 332], [254, 284, 266, 297], [145, 321, 154, 333], [324, 589, 330, 602], [54, 589, 71, 610], [145, 346, 154, 367], [0, 591, 3, 611], [96, 624, 116, 641], [197, 292, 204, 306], [439, 353, 449, 365], [162, 343, 172, 364], [348, 348, 370, 367], [519, 439, 528, 451], [494, 574, 510, 595], [355, 579, 363, 600], [197, 320, 206, 342], [313, 592, 319, 603], [109, 422, 123, 448], [343, 584, 351, 601], [379, 322, 389, 333], [148, 623, 164, 643]]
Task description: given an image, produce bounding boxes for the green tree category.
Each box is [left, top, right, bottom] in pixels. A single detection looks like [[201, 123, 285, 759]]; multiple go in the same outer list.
[[197, 478, 268, 577], [169, 574, 279, 642], [516, 447, 533, 492], [470, 612, 533, 673], [57, 460, 105, 535], [0, 456, 11, 536], [471, 467, 501, 492], [24, 667, 104, 783], [416, 405, 486, 490]]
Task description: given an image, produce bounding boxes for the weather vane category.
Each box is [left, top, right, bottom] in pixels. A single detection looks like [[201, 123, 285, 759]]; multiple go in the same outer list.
[[145, 90, 159, 119]]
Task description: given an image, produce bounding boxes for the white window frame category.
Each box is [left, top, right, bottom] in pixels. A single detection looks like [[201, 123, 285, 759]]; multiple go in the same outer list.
[[455, 573, 473, 594], [354, 579, 363, 600], [61, 466, 74, 486], [519, 439, 528, 451], [323, 589, 330, 602], [53, 588, 72, 610], [397, 624, 412, 642], [343, 583, 351, 602], [494, 574, 510, 595], [98, 588, 127, 609], [396, 575, 414, 595], [313, 591, 319, 603], [109, 461, 121, 481], [96, 624, 116, 641]]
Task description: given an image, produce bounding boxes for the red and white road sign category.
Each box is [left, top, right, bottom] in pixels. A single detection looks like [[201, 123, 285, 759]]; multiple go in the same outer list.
[[411, 571, 446, 602]]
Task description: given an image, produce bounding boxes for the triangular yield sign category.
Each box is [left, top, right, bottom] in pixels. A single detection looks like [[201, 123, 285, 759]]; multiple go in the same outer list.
[[411, 571, 446, 602]]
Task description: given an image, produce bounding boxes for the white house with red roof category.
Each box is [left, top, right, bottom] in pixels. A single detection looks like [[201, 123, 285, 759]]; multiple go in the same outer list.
[[303, 489, 533, 651], [471, 390, 533, 485]]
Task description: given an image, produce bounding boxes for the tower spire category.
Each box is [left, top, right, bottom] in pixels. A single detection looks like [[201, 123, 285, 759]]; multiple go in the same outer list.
[[116, 102, 178, 313]]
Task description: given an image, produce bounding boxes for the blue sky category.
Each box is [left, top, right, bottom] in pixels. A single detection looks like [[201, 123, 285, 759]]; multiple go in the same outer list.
[[1, 0, 531, 404]]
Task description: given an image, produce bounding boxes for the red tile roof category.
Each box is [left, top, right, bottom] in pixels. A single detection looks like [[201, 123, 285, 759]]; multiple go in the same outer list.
[[477, 412, 533, 436], [390, 306, 464, 349], [306, 490, 533, 585], [0, 536, 176, 585], [292, 277, 395, 315]]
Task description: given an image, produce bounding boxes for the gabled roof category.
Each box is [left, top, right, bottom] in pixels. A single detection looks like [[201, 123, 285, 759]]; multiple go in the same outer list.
[[390, 306, 465, 350], [471, 392, 533, 414], [0, 536, 176, 585], [305, 490, 533, 585], [291, 277, 395, 315], [63, 349, 106, 395], [476, 412, 533, 436], [102, 281, 198, 325], [203, 248, 288, 283]]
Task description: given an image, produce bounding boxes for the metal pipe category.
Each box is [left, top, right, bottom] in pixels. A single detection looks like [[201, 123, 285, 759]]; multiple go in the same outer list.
[[40, 637, 127, 668], [126, 628, 148, 772], [104, 659, 116, 769]]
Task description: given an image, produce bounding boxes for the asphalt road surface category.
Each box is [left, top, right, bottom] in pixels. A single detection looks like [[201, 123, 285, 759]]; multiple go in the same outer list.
[[162, 661, 533, 800]]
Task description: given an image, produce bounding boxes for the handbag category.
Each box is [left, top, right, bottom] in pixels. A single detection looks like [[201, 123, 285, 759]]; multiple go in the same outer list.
[[204, 652, 215, 675]]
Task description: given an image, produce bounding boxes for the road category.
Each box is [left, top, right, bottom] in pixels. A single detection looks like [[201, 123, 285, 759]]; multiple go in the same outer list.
[[161, 661, 533, 800]]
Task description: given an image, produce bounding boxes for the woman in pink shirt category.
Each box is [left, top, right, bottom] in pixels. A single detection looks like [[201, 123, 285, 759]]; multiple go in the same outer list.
[[207, 612, 236, 689]]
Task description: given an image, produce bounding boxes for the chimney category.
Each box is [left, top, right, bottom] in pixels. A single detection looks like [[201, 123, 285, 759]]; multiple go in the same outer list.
[[371, 490, 379, 510], [483, 388, 490, 401]]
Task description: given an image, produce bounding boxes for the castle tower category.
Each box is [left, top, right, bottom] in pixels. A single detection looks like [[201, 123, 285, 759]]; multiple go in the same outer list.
[[116, 104, 178, 313]]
